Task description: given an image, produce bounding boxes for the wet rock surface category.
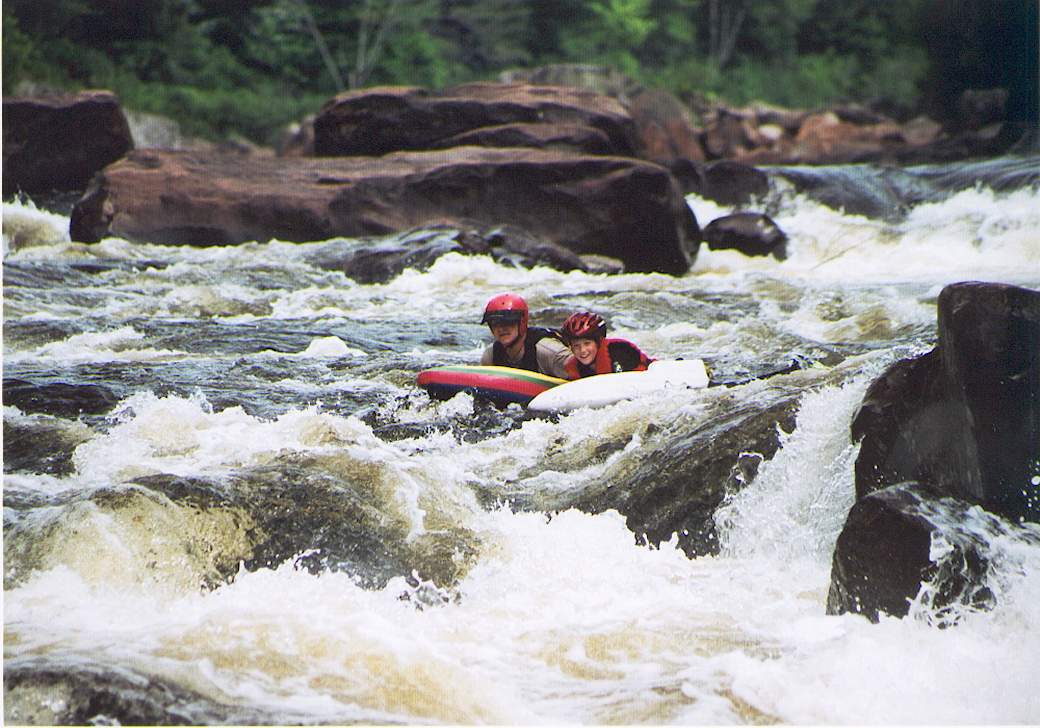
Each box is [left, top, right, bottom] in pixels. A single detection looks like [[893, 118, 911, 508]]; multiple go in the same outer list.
[[826, 481, 1040, 623], [306, 224, 587, 284], [3, 378, 120, 417], [830, 281, 1040, 621], [853, 282, 1040, 522], [4, 657, 300, 726], [511, 364, 862, 558], [702, 212, 788, 259]]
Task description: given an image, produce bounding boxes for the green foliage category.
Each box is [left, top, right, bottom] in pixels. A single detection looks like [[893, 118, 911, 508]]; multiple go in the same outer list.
[[725, 51, 860, 108], [369, 27, 454, 89], [126, 83, 324, 143], [2, 5, 45, 93], [3, 0, 976, 142], [559, 0, 656, 76]]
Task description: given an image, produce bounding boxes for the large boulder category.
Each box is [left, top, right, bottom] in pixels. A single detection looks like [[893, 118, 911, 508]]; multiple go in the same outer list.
[[852, 282, 1040, 523], [791, 111, 906, 163], [830, 281, 1040, 622], [313, 83, 638, 158], [69, 147, 700, 275], [3, 90, 133, 196], [515, 366, 864, 557]]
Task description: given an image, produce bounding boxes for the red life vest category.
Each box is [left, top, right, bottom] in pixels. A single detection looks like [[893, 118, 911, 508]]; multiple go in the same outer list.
[[564, 338, 652, 379]]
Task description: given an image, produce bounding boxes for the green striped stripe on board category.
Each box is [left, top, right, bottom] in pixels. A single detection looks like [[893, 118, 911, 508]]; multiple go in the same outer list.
[[436, 365, 566, 386]]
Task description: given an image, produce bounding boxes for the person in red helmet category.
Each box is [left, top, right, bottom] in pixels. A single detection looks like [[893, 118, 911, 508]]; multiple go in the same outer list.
[[560, 311, 653, 379], [479, 293, 570, 377]]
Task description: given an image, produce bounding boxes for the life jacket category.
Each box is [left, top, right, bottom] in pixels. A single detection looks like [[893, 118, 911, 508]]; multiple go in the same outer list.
[[491, 326, 565, 372], [564, 338, 652, 379]]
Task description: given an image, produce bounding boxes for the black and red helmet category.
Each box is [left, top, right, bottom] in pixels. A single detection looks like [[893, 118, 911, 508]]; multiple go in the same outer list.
[[561, 311, 607, 342], [481, 293, 529, 336]]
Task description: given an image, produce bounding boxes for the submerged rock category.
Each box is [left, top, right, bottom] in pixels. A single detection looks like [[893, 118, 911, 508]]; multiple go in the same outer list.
[[3, 418, 93, 477], [70, 147, 700, 275], [310, 224, 587, 284], [3, 378, 119, 417], [4, 657, 285, 725]]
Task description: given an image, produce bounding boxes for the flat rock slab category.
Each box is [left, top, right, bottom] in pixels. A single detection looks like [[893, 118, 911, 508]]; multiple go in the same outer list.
[[70, 146, 700, 275], [313, 82, 637, 157]]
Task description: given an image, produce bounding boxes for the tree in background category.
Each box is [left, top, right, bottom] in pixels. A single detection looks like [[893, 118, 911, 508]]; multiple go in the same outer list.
[[4, 0, 1028, 144], [921, 0, 1039, 131]]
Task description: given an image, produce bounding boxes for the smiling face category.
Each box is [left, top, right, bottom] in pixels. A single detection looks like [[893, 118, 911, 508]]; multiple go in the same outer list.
[[569, 337, 599, 365]]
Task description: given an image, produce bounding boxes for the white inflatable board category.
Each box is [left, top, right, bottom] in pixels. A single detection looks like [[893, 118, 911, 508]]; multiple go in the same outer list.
[[527, 359, 709, 413]]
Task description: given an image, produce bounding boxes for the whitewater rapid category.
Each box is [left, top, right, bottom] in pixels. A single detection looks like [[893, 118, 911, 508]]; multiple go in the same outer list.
[[4, 175, 1040, 724]]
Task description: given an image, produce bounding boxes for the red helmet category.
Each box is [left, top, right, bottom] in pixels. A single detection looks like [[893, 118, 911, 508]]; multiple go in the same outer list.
[[562, 312, 607, 342], [481, 293, 529, 337]]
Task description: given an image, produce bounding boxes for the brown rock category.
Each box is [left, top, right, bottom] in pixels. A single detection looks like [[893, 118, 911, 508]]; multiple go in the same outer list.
[[70, 147, 700, 274], [313, 82, 637, 158], [3, 90, 133, 195], [793, 111, 906, 163], [431, 122, 613, 155], [625, 88, 706, 164], [702, 108, 755, 159]]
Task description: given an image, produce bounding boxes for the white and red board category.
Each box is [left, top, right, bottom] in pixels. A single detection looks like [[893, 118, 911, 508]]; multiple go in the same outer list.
[[526, 359, 709, 413]]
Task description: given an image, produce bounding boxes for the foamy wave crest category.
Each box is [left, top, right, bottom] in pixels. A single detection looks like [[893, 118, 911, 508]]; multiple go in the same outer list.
[[71, 391, 392, 483], [5, 326, 186, 364], [2, 200, 71, 254]]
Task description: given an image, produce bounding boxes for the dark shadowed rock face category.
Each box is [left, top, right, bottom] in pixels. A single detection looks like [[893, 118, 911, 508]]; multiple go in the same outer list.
[[826, 482, 1002, 623], [4, 419, 93, 477], [832, 281, 1040, 622], [702, 212, 788, 259], [852, 282, 1040, 523], [3, 91, 133, 196], [70, 147, 700, 275], [313, 83, 638, 158]]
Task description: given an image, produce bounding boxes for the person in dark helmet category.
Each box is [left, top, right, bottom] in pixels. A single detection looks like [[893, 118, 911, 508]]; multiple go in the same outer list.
[[479, 293, 570, 378], [560, 311, 653, 379]]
